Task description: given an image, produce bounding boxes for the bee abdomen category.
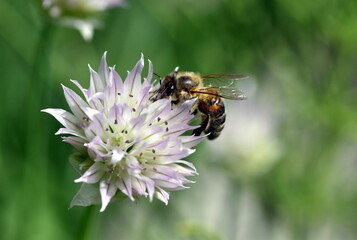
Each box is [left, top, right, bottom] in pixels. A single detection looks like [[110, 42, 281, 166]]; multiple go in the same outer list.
[[206, 113, 226, 140]]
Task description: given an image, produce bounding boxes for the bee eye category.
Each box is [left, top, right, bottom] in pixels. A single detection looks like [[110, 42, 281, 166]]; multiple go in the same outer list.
[[165, 82, 175, 96]]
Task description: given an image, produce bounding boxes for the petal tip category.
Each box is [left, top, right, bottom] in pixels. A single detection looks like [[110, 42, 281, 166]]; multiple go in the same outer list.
[[74, 178, 82, 183], [88, 64, 94, 72]]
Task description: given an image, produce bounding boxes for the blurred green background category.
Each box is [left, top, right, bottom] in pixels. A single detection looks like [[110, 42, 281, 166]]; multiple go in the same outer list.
[[1, 0, 357, 239]]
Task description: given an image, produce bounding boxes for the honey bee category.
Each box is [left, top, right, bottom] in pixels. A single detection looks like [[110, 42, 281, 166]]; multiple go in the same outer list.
[[150, 68, 247, 140]]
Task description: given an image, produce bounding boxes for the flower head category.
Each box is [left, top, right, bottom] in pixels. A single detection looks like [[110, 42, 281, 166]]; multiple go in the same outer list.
[[42, 53, 203, 211], [42, 0, 126, 41]]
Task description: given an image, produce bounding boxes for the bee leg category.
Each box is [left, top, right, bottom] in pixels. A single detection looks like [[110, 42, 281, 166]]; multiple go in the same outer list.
[[193, 114, 209, 136]]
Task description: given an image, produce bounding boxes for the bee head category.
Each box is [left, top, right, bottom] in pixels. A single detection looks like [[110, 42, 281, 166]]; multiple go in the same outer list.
[[150, 68, 178, 101]]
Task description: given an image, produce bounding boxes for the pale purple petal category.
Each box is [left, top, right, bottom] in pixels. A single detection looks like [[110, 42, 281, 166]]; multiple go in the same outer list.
[[83, 108, 106, 130], [181, 135, 206, 148], [137, 175, 155, 201], [98, 52, 110, 86], [55, 128, 85, 138], [111, 66, 124, 97], [87, 92, 105, 112], [130, 114, 148, 133], [163, 124, 198, 139], [131, 177, 147, 196], [146, 137, 170, 151], [160, 98, 196, 124], [83, 109, 108, 139], [123, 54, 144, 97], [99, 179, 118, 212], [144, 59, 153, 83], [146, 99, 172, 122], [154, 149, 196, 164], [86, 136, 108, 160], [154, 180, 186, 190], [108, 103, 125, 126], [110, 150, 125, 165], [62, 136, 86, 151], [89, 65, 105, 94], [135, 85, 151, 114], [62, 84, 89, 119], [87, 92, 105, 103], [117, 174, 134, 201], [71, 79, 90, 100], [141, 125, 165, 141], [121, 103, 133, 123], [41, 108, 80, 130], [155, 187, 169, 205], [102, 67, 123, 109], [125, 155, 142, 174], [75, 162, 106, 184]]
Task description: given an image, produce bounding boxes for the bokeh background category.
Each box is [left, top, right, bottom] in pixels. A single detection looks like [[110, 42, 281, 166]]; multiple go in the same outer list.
[[1, 0, 357, 239]]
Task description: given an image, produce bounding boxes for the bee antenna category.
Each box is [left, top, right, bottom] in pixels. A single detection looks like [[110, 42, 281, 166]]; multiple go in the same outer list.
[[153, 72, 162, 85]]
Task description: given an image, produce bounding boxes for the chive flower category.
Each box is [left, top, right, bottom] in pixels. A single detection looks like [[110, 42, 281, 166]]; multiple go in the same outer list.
[[42, 53, 203, 211], [42, 0, 126, 41]]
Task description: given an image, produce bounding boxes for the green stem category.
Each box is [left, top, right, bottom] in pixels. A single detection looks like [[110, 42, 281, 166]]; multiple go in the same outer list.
[[31, 21, 54, 88], [23, 20, 55, 184], [77, 205, 98, 240], [18, 20, 56, 240]]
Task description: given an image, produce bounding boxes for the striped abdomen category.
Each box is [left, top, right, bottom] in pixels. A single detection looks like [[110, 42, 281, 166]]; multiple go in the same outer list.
[[193, 95, 226, 140]]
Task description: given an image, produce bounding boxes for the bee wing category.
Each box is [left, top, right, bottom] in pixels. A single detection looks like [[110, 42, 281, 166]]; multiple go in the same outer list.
[[201, 74, 248, 79], [191, 86, 247, 100], [201, 74, 249, 87]]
